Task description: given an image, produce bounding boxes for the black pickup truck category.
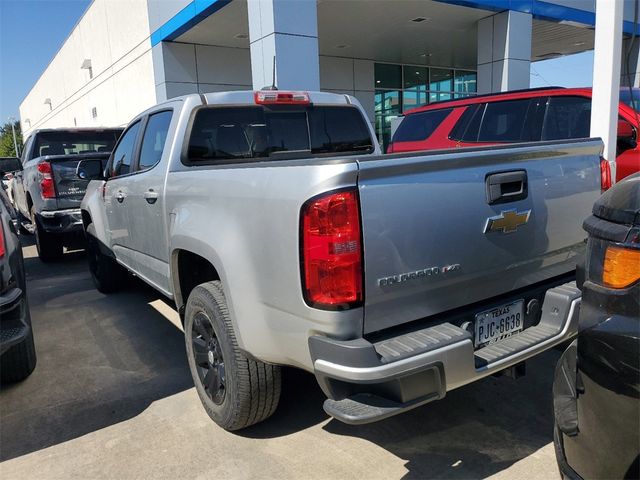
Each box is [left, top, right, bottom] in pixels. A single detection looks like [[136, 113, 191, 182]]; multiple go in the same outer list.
[[12, 128, 122, 261]]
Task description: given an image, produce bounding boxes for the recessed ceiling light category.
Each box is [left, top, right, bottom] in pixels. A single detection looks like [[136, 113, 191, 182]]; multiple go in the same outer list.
[[411, 17, 430, 23], [376, 80, 381, 84], [234, 33, 248, 39], [573, 41, 586, 46], [335, 44, 349, 49]]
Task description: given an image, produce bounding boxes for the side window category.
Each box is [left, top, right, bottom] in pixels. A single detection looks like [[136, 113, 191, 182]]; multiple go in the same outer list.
[[111, 121, 141, 177], [21, 137, 33, 163], [391, 108, 452, 142], [542, 96, 592, 140], [449, 104, 482, 142], [478, 99, 531, 142], [138, 111, 173, 171]]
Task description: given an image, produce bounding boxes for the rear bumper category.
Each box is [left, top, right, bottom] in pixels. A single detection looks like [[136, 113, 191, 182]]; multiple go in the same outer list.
[[310, 281, 581, 424], [37, 208, 83, 234], [0, 287, 31, 356]]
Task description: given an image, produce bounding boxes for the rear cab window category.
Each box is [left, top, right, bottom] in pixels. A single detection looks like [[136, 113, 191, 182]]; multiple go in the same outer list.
[[33, 130, 121, 157], [391, 108, 452, 143], [185, 105, 374, 163]]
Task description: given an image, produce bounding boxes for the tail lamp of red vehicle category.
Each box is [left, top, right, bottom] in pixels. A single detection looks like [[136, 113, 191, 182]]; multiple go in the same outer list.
[[301, 189, 363, 309], [38, 161, 56, 199], [600, 158, 612, 192]]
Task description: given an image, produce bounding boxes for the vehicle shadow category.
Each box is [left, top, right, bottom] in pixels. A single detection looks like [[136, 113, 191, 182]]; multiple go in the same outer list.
[[0, 241, 192, 462], [244, 350, 560, 479], [322, 352, 561, 479]]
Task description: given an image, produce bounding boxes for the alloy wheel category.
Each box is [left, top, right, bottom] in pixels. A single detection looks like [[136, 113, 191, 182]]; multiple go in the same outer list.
[[191, 311, 226, 405]]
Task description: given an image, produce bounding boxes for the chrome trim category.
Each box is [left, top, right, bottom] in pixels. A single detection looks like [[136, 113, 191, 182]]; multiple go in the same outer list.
[[40, 208, 82, 218]]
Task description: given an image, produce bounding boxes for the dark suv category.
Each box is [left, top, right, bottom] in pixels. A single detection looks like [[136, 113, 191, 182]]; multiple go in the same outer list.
[[0, 187, 36, 382], [389, 87, 639, 184]]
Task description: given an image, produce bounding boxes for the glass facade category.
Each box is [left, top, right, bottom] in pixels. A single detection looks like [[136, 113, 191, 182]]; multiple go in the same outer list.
[[374, 63, 477, 149]]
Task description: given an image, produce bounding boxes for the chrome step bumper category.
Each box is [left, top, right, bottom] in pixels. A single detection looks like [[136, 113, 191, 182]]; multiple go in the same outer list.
[[310, 282, 581, 425]]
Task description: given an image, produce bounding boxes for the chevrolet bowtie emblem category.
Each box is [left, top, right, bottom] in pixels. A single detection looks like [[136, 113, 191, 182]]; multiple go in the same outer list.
[[484, 209, 531, 234]]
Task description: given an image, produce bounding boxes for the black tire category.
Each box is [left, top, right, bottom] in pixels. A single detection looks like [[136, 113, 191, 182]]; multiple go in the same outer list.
[[86, 224, 126, 293], [185, 281, 281, 431], [1, 329, 37, 382], [31, 206, 63, 262]]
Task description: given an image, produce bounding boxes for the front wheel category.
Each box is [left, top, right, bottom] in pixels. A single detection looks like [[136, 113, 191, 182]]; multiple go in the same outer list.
[[185, 281, 281, 431], [31, 206, 62, 262], [86, 224, 127, 293]]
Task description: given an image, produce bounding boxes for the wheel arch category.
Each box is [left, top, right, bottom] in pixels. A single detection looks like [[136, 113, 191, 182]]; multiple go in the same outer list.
[[171, 248, 222, 318]]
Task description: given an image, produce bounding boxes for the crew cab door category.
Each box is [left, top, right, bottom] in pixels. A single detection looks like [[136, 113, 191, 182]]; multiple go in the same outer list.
[[104, 120, 142, 268], [123, 109, 174, 294]]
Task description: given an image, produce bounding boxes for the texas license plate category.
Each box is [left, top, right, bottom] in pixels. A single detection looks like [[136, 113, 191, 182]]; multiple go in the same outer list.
[[474, 300, 524, 348]]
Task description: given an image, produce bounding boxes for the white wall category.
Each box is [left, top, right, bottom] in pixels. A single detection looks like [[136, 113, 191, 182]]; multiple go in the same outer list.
[[154, 42, 377, 121], [319, 56, 375, 122], [19, 0, 156, 138], [147, 0, 191, 32], [153, 42, 253, 101]]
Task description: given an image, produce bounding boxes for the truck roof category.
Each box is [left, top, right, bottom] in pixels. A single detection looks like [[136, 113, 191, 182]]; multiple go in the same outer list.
[[153, 90, 358, 110]]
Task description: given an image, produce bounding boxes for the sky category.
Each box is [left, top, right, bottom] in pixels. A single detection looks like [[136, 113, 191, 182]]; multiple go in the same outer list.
[[0, 0, 597, 122], [0, 0, 91, 121]]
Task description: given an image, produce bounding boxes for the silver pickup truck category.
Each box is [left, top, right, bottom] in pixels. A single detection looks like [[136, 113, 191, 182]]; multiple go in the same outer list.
[[79, 90, 602, 431]]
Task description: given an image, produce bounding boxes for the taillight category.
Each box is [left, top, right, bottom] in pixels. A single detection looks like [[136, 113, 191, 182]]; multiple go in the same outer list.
[[602, 246, 640, 288], [0, 224, 5, 259], [301, 188, 363, 309], [38, 161, 56, 199], [600, 158, 612, 193], [254, 91, 310, 105]]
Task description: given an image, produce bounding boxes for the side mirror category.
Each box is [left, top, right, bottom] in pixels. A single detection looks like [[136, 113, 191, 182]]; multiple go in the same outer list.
[[76, 159, 105, 180], [617, 119, 637, 148]]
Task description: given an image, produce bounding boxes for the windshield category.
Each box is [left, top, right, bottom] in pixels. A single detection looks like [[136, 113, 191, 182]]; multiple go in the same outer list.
[[187, 105, 374, 162], [33, 130, 123, 157], [620, 88, 640, 112]]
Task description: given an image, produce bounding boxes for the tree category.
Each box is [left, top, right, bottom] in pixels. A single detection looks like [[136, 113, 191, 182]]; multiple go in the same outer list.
[[0, 121, 23, 157]]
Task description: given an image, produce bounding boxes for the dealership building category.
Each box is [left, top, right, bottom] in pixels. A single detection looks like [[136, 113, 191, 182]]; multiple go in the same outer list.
[[19, 0, 640, 148]]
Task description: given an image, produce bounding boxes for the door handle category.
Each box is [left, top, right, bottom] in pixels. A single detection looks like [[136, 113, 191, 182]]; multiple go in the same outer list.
[[115, 190, 126, 203], [485, 170, 528, 205], [144, 189, 159, 204]]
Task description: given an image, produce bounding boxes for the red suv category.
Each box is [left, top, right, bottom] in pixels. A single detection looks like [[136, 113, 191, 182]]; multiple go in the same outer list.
[[389, 87, 639, 184]]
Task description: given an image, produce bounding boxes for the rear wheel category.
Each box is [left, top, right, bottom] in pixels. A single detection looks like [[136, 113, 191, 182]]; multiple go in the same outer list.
[[185, 281, 281, 430], [31, 206, 63, 262], [1, 329, 37, 382], [86, 224, 127, 293]]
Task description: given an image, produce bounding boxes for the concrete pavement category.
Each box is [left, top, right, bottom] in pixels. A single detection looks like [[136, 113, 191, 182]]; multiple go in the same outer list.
[[1, 241, 562, 479]]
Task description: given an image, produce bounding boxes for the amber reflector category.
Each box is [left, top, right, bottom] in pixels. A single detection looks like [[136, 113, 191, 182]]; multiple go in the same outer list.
[[603, 246, 640, 288]]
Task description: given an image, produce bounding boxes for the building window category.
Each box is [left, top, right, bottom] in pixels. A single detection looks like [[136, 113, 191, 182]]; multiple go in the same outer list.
[[373, 63, 477, 150], [454, 70, 477, 98]]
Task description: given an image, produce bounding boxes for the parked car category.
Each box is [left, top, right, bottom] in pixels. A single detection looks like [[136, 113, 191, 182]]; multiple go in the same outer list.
[[553, 173, 639, 480], [12, 128, 123, 261], [388, 87, 640, 184], [0, 187, 36, 382], [0, 157, 21, 203], [80, 89, 602, 431]]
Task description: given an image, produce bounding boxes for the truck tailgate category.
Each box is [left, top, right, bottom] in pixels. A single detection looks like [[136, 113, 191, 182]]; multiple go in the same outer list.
[[49, 155, 109, 209], [357, 139, 602, 334]]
